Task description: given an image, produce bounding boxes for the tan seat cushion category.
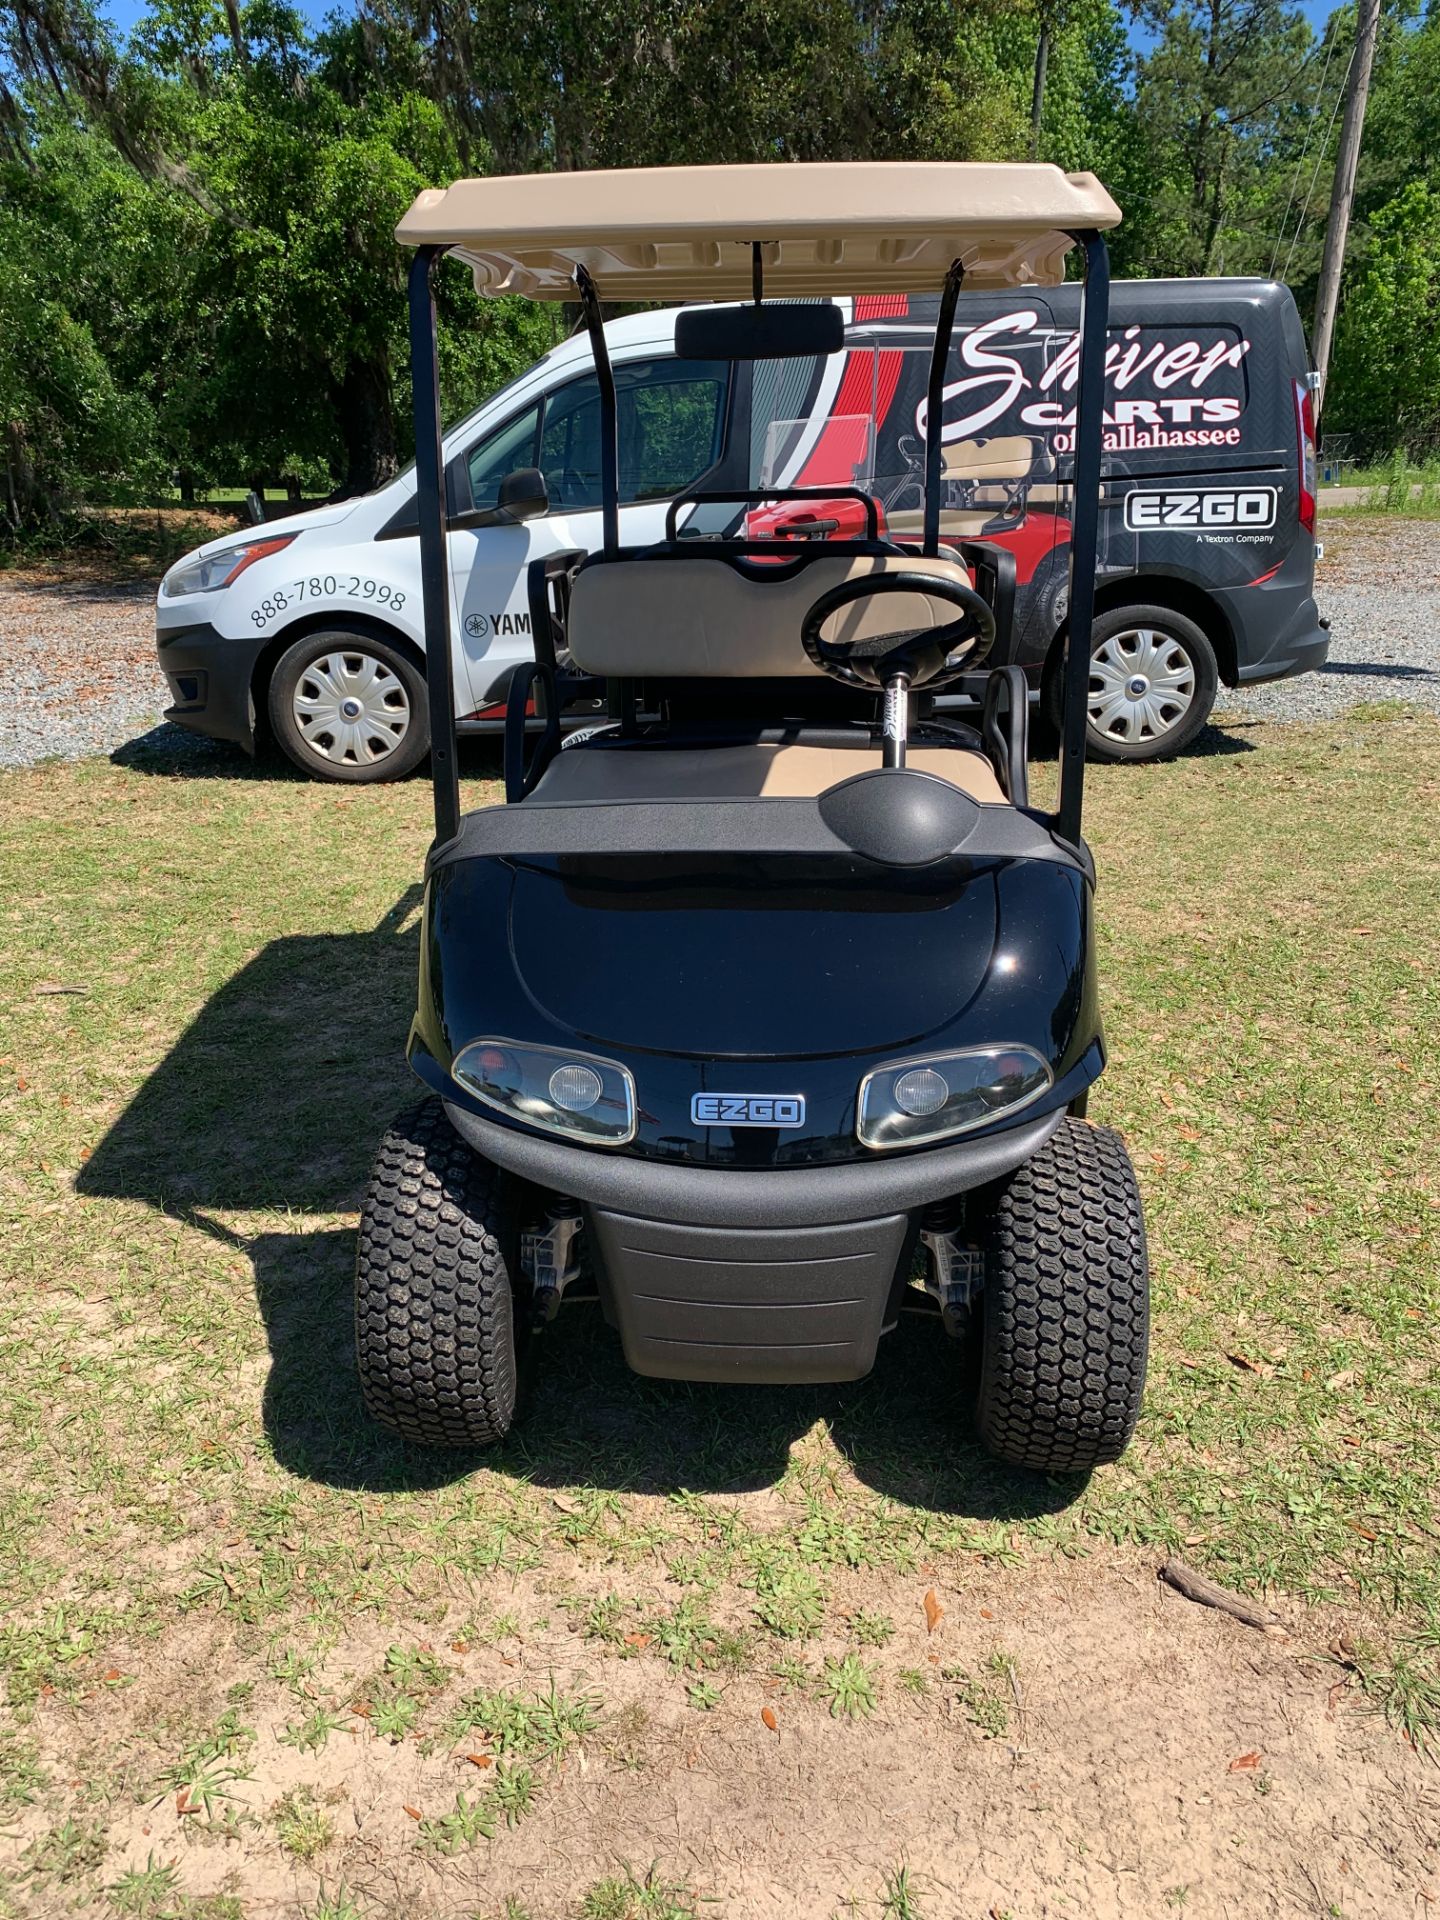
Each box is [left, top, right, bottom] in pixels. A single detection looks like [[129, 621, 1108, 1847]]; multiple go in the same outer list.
[[527, 741, 1007, 805], [885, 508, 996, 538], [566, 551, 975, 680]]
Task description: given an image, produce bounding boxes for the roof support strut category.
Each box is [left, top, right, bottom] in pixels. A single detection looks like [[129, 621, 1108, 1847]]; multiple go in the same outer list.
[[1055, 229, 1110, 847], [408, 244, 460, 848], [922, 259, 965, 559], [575, 265, 620, 555]]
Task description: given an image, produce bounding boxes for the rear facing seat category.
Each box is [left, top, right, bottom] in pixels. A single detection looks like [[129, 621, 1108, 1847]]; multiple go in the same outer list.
[[527, 741, 1007, 805], [536, 546, 1008, 808]]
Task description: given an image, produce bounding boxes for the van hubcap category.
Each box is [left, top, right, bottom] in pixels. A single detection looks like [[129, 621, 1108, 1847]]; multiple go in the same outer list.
[[1089, 628, 1195, 744], [293, 651, 410, 766]]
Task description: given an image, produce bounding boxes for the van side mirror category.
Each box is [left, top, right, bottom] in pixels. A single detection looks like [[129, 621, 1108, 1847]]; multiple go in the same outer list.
[[495, 467, 548, 523], [448, 467, 550, 533]]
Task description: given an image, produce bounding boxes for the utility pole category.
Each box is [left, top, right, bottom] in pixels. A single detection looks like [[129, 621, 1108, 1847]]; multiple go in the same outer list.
[[1311, 0, 1381, 410]]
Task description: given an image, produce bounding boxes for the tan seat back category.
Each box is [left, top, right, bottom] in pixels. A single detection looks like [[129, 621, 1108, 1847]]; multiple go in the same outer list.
[[566, 551, 975, 680], [943, 434, 1055, 483]]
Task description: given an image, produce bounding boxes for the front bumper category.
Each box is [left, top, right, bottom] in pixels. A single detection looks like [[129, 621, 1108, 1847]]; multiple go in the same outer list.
[[587, 1207, 913, 1383], [445, 1098, 1066, 1384], [441, 1093, 1065, 1227], [155, 621, 265, 751]]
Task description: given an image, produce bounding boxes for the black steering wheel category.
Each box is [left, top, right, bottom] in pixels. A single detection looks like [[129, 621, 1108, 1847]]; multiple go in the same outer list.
[[800, 571, 996, 693]]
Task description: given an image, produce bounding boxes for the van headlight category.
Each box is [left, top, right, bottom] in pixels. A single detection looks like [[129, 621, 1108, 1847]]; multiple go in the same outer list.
[[856, 1046, 1052, 1150], [161, 533, 296, 597], [452, 1039, 636, 1146]]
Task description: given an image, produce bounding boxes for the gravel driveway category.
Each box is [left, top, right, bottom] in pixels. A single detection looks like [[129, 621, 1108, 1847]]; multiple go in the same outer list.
[[1218, 515, 1440, 725], [1, 515, 1436, 772]]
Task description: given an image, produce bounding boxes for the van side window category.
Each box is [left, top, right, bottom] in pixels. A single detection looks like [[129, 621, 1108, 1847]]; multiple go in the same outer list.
[[539, 360, 729, 511], [466, 403, 542, 507], [462, 360, 728, 516]]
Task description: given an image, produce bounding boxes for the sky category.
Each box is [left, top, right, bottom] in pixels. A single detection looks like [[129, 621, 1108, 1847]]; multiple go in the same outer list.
[[99, 0, 1340, 55]]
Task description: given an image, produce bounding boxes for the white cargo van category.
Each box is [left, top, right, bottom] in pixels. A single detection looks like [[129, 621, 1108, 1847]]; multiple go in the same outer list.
[[155, 281, 1325, 777]]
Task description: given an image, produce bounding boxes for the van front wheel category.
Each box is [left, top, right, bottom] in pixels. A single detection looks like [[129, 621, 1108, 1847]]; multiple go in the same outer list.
[[268, 629, 430, 783], [1047, 606, 1218, 763]]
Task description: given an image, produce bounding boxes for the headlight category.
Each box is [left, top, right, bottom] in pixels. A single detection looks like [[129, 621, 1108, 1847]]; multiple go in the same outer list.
[[857, 1045, 1052, 1151], [161, 533, 296, 597], [452, 1039, 636, 1146]]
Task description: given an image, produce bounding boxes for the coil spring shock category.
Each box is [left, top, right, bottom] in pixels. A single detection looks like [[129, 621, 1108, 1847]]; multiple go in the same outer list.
[[920, 1196, 966, 1237], [919, 1197, 982, 1337]]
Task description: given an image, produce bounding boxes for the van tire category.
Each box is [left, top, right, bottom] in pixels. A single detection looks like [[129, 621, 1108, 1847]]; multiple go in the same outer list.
[[355, 1099, 525, 1448], [974, 1116, 1149, 1473], [1046, 605, 1218, 763], [268, 629, 430, 784]]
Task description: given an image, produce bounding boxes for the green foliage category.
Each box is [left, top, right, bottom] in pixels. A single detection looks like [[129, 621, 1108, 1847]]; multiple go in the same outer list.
[[416, 1790, 495, 1853], [818, 1652, 878, 1719], [272, 1786, 335, 1861], [443, 1677, 600, 1758], [107, 1855, 183, 1915], [1328, 183, 1440, 453], [0, 139, 166, 529], [4, 0, 1440, 520], [579, 1864, 701, 1920]]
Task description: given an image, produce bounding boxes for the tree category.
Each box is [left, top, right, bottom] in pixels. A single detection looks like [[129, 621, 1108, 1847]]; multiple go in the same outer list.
[[1124, 0, 1322, 277], [1326, 178, 1440, 449], [1, 0, 553, 500]]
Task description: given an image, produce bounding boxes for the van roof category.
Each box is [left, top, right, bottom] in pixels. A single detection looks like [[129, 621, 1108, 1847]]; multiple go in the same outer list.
[[396, 163, 1121, 300]]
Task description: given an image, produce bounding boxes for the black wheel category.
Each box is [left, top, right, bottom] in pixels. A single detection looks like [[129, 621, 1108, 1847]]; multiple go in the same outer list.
[[268, 628, 430, 783], [355, 1098, 526, 1447], [975, 1116, 1149, 1473], [1044, 604, 1218, 763]]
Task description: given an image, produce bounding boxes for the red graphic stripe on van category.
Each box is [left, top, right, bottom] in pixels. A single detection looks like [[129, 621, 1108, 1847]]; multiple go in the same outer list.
[[1246, 562, 1283, 586], [873, 350, 903, 425], [798, 352, 878, 487], [467, 697, 536, 722], [853, 294, 909, 319]]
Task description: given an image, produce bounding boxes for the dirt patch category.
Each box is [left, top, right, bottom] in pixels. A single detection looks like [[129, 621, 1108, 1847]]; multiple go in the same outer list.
[[5, 1557, 1435, 1919]]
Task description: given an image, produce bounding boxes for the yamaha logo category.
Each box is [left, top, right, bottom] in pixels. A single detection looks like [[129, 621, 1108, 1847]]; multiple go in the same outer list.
[[691, 1093, 806, 1128], [464, 612, 489, 638]]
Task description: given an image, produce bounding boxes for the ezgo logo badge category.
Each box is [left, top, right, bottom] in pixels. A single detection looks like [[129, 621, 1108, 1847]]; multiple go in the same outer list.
[[1124, 487, 1277, 531], [691, 1093, 806, 1128]]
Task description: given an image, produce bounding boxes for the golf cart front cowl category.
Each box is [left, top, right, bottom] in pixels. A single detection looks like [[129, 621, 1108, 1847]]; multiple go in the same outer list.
[[409, 843, 1102, 1170]]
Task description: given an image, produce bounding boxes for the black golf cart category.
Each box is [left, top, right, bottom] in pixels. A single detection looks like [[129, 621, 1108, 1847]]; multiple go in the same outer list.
[[357, 163, 1148, 1473]]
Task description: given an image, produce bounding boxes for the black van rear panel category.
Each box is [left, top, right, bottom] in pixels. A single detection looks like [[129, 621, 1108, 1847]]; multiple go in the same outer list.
[[747, 278, 1327, 696]]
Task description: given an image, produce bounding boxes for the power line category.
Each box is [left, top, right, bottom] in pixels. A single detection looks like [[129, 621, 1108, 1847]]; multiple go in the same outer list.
[[1280, 37, 1352, 285], [1268, 21, 1340, 280]]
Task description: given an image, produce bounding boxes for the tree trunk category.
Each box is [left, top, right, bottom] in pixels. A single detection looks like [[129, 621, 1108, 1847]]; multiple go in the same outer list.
[[1200, 133, 1229, 273], [1030, 26, 1050, 156], [334, 353, 397, 500]]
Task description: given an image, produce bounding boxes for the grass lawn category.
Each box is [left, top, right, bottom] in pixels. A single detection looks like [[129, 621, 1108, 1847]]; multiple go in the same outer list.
[[0, 713, 1437, 1918]]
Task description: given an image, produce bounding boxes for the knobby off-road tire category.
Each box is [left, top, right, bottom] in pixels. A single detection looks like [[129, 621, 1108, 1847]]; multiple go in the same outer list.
[[355, 1098, 524, 1447], [976, 1116, 1149, 1473]]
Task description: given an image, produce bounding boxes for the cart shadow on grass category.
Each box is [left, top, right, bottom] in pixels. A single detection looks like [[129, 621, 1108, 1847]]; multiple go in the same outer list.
[[111, 723, 508, 783], [76, 887, 1079, 1523]]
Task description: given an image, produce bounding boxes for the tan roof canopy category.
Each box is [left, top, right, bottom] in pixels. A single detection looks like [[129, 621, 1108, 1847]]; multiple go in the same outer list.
[[396, 162, 1121, 300]]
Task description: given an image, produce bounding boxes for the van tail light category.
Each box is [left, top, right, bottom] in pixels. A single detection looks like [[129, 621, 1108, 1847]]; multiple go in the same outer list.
[[1295, 379, 1317, 536]]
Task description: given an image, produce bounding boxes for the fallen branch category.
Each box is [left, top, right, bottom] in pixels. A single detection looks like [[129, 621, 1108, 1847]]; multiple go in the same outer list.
[[1159, 1558, 1286, 1634]]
